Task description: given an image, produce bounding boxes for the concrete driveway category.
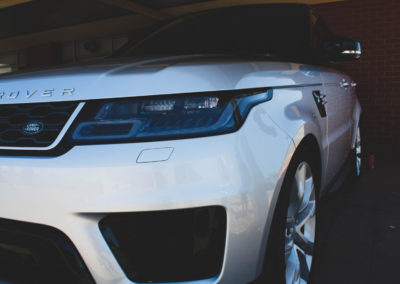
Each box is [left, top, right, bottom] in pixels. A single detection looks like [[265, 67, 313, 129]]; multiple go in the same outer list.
[[313, 165, 400, 284]]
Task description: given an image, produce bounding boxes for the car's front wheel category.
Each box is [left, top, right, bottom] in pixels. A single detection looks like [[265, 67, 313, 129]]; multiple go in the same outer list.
[[285, 160, 316, 283], [262, 146, 319, 284], [354, 125, 362, 177]]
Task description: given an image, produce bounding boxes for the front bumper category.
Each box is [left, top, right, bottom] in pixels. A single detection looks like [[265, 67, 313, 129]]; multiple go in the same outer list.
[[0, 106, 293, 284]]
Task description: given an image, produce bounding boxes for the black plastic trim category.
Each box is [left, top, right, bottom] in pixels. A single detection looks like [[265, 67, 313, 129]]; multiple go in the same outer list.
[[99, 206, 227, 283], [0, 218, 95, 284]]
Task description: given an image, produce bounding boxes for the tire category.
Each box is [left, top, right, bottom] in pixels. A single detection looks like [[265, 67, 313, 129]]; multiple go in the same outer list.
[[352, 125, 362, 179], [261, 146, 319, 284]]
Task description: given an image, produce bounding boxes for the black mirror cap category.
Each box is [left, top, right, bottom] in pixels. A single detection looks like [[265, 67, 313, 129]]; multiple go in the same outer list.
[[322, 36, 362, 62]]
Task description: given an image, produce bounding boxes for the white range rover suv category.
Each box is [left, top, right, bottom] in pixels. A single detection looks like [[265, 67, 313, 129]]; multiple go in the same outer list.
[[0, 4, 361, 284]]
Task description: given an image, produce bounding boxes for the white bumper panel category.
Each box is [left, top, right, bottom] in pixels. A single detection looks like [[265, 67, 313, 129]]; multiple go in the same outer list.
[[0, 105, 293, 284]]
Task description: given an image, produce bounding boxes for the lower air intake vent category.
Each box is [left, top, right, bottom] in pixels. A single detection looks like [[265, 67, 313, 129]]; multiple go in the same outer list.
[[100, 206, 227, 283], [0, 102, 78, 147], [0, 218, 94, 284]]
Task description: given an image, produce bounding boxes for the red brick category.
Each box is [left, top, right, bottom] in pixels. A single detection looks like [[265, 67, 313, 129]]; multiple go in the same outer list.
[[314, 0, 400, 154]]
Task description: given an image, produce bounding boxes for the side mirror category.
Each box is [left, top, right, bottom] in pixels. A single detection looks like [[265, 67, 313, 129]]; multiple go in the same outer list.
[[322, 36, 361, 62]]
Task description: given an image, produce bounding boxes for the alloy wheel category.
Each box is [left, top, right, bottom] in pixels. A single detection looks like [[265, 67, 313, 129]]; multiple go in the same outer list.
[[355, 126, 361, 176], [284, 161, 316, 284]]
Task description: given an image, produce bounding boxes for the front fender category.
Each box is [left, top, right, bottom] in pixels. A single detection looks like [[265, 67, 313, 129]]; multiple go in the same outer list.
[[254, 87, 328, 277], [261, 87, 327, 188]]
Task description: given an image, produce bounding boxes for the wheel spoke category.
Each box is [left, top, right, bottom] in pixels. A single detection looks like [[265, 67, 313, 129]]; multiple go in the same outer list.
[[295, 203, 315, 255], [295, 164, 307, 201], [294, 229, 314, 256], [296, 201, 316, 229], [288, 164, 307, 218], [296, 246, 310, 282], [285, 244, 312, 284], [286, 244, 301, 284], [300, 177, 314, 212], [285, 229, 295, 261]]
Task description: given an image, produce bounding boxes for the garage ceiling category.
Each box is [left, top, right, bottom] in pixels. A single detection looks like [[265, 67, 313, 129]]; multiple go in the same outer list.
[[0, 0, 131, 39], [0, 0, 344, 52], [0, 0, 31, 9]]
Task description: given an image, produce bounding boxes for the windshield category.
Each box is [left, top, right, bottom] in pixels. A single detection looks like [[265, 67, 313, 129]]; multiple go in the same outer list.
[[115, 4, 312, 62]]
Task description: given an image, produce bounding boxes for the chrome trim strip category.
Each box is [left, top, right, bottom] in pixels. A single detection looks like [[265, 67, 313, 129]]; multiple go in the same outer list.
[[0, 102, 85, 151]]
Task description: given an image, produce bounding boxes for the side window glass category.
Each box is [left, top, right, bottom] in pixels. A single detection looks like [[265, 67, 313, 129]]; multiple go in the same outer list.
[[312, 17, 333, 62]]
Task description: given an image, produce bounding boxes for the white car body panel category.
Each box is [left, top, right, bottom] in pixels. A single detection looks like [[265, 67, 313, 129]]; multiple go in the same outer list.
[[0, 58, 323, 104], [0, 102, 293, 283], [0, 55, 361, 283], [320, 69, 355, 184]]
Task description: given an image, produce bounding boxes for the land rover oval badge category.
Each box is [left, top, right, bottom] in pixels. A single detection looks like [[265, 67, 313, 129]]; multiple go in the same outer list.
[[22, 121, 44, 135]]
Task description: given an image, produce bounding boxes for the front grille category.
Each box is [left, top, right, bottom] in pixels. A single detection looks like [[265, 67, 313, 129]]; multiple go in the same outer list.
[[0, 218, 94, 284], [100, 206, 227, 283], [0, 102, 78, 148]]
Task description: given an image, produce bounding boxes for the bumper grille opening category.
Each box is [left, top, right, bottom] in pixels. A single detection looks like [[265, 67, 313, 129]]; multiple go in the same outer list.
[[99, 206, 227, 283], [0, 218, 94, 284], [0, 102, 78, 148]]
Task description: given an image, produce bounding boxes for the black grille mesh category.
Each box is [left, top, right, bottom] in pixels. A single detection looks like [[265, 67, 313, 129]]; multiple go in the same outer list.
[[0, 102, 78, 147]]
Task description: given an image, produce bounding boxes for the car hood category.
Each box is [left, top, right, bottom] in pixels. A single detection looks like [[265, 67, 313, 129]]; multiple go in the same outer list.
[[0, 55, 322, 104]]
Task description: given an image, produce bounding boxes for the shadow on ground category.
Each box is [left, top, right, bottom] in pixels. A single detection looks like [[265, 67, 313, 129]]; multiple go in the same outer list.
[[312, 165, 400, 284]]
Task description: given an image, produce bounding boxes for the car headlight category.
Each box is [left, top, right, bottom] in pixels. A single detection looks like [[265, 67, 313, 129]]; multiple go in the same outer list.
[[70, 88, 272, 143]]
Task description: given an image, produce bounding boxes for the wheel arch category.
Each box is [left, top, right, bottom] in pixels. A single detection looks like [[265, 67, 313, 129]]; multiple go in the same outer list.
[[295, 134, 322, 191], [254, 130, 323, 280]]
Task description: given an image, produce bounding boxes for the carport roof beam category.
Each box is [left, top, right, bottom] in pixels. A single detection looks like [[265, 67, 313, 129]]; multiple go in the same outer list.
[[164, 0, 345, 16], [101, 0, 170, 20], [0, 0, 31, 9]]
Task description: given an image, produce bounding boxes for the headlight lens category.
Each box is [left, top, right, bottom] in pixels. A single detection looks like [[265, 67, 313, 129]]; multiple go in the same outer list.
[[71, 89, 272, 143]]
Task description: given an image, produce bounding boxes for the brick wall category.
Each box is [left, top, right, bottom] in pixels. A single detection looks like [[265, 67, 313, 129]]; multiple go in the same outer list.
[[26, 44, 55, 69], [313, 0, 400, 160]]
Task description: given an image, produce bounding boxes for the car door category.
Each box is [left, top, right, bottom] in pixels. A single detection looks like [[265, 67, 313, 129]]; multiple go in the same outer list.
[[311, 15, 353, 185], [321, 70, 354, 184]]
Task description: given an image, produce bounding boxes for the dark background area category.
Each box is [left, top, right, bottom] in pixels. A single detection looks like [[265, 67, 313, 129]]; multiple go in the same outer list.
[[0, 0, 130, 39], [314, 0, 400, 162]]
